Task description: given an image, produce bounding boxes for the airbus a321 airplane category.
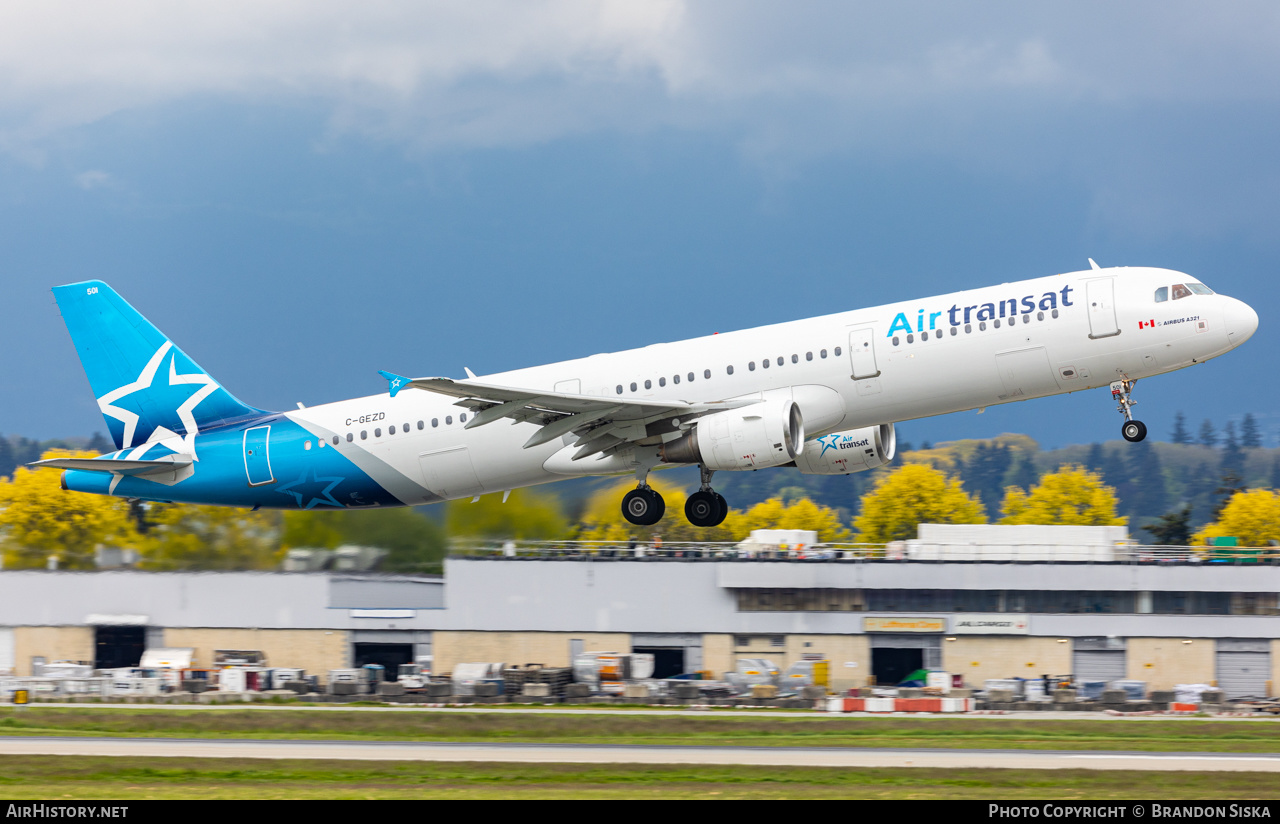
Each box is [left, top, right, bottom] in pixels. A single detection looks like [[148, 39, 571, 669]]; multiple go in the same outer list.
[[36, 263, 1257, 527]]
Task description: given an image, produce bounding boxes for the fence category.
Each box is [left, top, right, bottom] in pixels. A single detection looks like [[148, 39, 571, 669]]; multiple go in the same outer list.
[[447, 540, 1280, 564]]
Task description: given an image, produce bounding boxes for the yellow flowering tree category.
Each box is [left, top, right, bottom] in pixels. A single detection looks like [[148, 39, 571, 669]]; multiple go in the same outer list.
[[0, 450, 141, 569], [999, 465, 1125, 526], [853, 463, 986, 544], [1193, 489, 1280, 547], [722, 496, 851, 543]]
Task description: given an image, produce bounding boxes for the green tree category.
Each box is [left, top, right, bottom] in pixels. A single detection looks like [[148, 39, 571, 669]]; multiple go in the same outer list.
[[1170, 412, 1190, 445], [445, 488, 568, 540], [853, 463, 986, 544], [999, 465, 1125, 526], [1194, 489, 1280, 547], [1241, 413, 1262, 449], [1143, 504, 1193, 546], [284, 507, 446, 572], [1198, 419, 1219, 448], [0, 450, 141, 569]]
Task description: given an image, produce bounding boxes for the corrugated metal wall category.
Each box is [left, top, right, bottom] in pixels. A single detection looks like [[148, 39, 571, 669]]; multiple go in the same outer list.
[[1216, 639, 1271, 698]]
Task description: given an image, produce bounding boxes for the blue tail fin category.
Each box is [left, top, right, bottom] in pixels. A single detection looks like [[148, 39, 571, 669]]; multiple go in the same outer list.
[[53, 280, 266, 451]]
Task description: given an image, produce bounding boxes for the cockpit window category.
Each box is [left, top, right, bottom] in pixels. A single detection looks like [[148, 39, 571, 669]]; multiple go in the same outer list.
[[1154, 286, 1168, 303], [1187, 282, 1214, 295], [1172, 283, 1193, 300]]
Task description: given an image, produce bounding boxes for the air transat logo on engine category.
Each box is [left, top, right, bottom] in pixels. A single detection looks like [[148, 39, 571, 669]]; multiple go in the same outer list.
[[818, 433, 870, 455], [887, 286, 1074, 336]]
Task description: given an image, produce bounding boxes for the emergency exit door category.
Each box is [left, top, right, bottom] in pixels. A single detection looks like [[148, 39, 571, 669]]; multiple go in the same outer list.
[[1086, 278, 1120, 339], [847, 327, 881, 379], [243, 426, 274, 486]]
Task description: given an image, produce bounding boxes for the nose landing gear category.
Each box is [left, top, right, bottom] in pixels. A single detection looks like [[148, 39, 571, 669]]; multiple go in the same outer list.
[[1111, 379, 1148, 442], [685, 466, 729, 528]]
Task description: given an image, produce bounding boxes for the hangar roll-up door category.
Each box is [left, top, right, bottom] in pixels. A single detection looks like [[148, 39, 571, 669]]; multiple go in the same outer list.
[[870, 634, 941, 687], [631, 633, 703, 679], [1073, 637, 1126, 684], [1216, 639, 1271, 699]]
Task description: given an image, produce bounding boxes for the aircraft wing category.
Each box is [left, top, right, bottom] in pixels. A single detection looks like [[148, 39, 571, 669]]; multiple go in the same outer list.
[[30, 457, 193, 476], [379, 371, 757, 459]]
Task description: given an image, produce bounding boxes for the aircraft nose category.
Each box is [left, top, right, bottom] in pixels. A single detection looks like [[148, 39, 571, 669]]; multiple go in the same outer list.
[[1224, 297, 1259, 348]]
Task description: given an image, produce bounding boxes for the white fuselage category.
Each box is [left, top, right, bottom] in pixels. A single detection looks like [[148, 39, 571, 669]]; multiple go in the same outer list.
[[285, 266, 1256, 504]]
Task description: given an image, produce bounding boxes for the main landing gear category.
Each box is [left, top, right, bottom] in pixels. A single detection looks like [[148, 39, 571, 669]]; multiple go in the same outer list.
[[685, 466, 728, 528], [619, 465, 729, 528], [1111, 378, 1148, 442]]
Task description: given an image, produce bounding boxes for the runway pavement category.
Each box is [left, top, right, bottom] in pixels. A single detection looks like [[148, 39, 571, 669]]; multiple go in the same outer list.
[[2, 736, 1279, 771]]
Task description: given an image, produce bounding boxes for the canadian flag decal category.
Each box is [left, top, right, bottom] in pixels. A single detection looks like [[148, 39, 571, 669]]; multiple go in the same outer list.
[[1138, 319, 1155, 330]]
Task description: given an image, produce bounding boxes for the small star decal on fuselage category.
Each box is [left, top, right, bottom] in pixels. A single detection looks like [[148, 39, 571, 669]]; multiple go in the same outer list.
[[277, 468, 345, 510]]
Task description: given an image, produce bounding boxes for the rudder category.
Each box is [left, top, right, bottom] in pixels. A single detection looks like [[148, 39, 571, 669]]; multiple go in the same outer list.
[[53, 280, 266, 450]]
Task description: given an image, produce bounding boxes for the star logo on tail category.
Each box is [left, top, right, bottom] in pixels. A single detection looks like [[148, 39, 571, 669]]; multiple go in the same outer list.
[[97, 341, 219, 455]]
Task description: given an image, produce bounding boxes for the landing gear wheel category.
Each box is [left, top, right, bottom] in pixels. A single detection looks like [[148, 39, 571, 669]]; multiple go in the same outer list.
[[685, 490, 722, 527], [1122, 420, 1147, 443], [712, 491, 728, 526], [622, 487, 664, 526]]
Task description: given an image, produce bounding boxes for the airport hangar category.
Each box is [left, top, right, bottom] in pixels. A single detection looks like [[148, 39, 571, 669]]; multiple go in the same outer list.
[[0, 543, 1277, 697]]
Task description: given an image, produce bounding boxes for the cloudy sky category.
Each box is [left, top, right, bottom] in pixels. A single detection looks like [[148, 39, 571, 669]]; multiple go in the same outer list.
[[3, 1, 1278, 449]]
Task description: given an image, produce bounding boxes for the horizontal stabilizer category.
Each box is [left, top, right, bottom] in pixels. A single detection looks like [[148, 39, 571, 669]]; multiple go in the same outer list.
[[30, 457, 193, 476]]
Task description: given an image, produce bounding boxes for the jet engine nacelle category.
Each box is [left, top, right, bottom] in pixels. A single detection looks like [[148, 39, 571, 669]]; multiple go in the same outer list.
[[792, 424, 896, 475], [661, 398, 804, 471]]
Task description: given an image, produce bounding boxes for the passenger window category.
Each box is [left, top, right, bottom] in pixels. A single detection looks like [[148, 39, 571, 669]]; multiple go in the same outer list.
[[616, 385, 623, 394], [388, 425, 396, 435], [820, 350, 827, 358], [979, 322, 986, 331], [659, 377, 667, 386], [645, 379, 652, 389], [892, 336, 899, 346], [921, 331, 929, 341], [346, 433, 353, 442], [1037, 311, 1044, 321], [907, 334, 914, 344], [1051, 309, 1059, 319], [762, 359, 770, 369], [791, 354, 798, 363], [949, 327, 957, 336], [834, 346, 842, 356], [319, 439, 326, 448], [361, 430, 367, 440], [703, 369, 711, 379], [432, 418, 439, 428], [748, 362, 755, 371], [1022, 314, 1029, 324], [726, 365, 734, 375], [965, 324, 972, 333], [630, 382, 637, 392], [1154, 286, 1168, 303], [332, 436, 340, 445], [304, 440, 312, 450], [417, 421, 424, 430], [460, 413, 467, 423], [1172, 283, 1192, 300], [374, 428, 381, 437], [777, 357, 783, 366], [688, 372, 695, 382], [404, 422, 410, 431], [673, 374, 681, 384], [805, 352, 813, 361], [993, 319, 1001, 328], [446, 415, 452, 425]]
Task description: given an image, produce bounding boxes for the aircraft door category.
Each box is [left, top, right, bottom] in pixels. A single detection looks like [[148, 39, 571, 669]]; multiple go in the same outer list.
[[1086, 278, 1120, 339], [554, 379, 581, 395], [847, 327, 881, 379], [418, 446, 485, 500], [243, 425, 274, 486]]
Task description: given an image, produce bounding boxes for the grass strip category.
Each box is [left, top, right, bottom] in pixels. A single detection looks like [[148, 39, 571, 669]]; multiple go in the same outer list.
[[2, 755, 1279, 800], [2, 709, 1279, 753]]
